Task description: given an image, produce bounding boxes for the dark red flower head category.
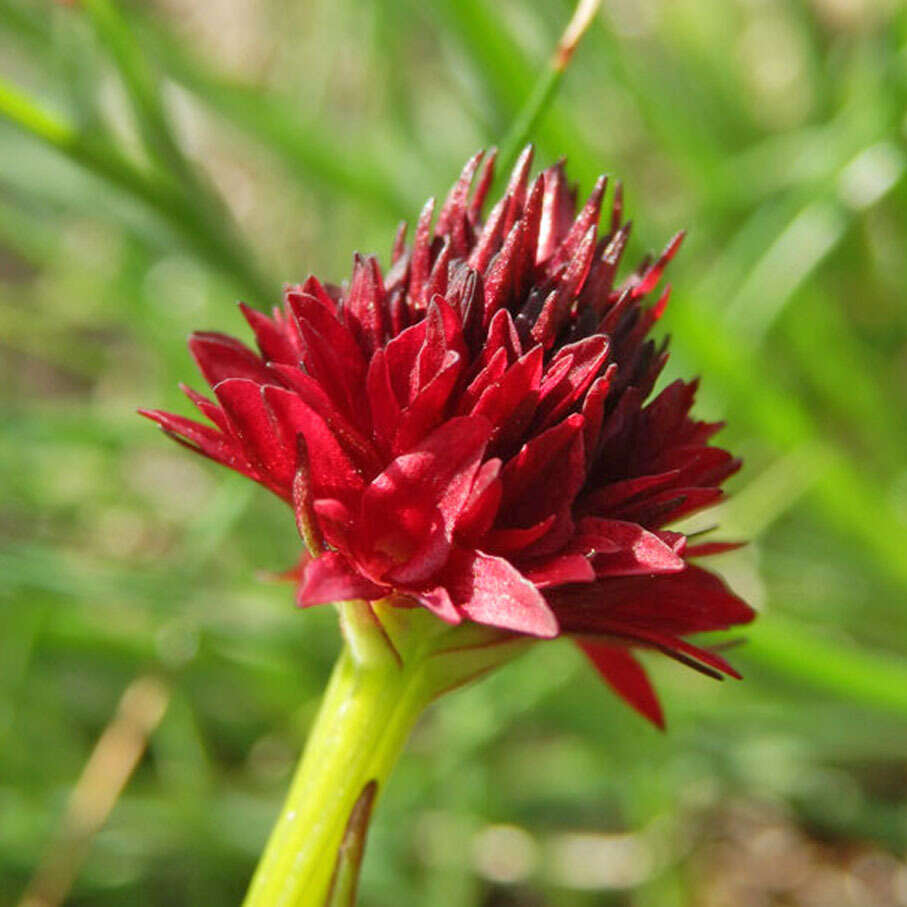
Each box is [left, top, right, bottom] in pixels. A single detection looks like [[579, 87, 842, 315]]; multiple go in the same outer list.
[[142, 148, 755, 727]]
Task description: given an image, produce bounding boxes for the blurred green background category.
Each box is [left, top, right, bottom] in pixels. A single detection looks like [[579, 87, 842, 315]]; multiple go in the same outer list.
[[1, 0, 906, 904]]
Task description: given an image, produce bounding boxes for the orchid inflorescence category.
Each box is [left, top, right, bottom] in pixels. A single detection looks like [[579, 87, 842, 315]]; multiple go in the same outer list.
[[142, 147, 754, 727]]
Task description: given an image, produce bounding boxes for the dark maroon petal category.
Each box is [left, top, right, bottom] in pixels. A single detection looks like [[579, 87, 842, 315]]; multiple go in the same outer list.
[[650, 446, 741, 488], [268, 364, 376, 464], [391, 221, 408, 266], [458, 346, 508, 414], [440, 547, 558, 638], [537, 159, 578, 264], [365, 415, 491, 534], [533, 335, 610, 430], [412, 297, 467, 393], [312, 498, 355, 551], [382, 508, 451, 586], [499, 414, 585, 531], [424, 238, 451, 304], [546, 175, 607, 277], [579, 367, 616, 460], [468, 195, 508, 274], [484, 515, 556, 554], [516, 177, 544, 296], [297, 274, 336, 310], [455, 459, 502, 544], [577, 641, 665, 729], [483, 218, 525, 323], [356, 416, 492, 584], [298, 552, 387, 606], [478, 308, 523, 370], [502, 145, 534, 233], [632, 231, 684, 298], [383, 317, 429, 404], [615, 486, 724, 527], [437, 150, 484, 257], [189, 332, 275, 387], [286, 292, 367, 401], [636, 380, 698, 457], [468, 148, 497, 225], [552, 566, 755, 638], [532, 225, 598, 347], [580, 470, 680, 515], [600, 626, 743, 679]]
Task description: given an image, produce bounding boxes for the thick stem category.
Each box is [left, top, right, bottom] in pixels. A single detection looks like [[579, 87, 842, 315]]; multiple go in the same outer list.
[[241, 643, 434, 907], [243, 600, 533, 906]]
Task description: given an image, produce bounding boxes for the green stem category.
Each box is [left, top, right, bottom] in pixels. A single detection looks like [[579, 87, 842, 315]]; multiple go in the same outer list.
[[498, 0, 602, 171], [243, 643, 432, 906], [243, 600, 531, 906]]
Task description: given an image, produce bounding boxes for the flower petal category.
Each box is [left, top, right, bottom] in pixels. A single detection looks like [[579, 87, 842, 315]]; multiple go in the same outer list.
[[416, 587, 463, 625], [551, 565, 755, 637], [521, 554, 595, 588], [214, 378, 293, 487], [263, 385, 365, 504], [577, 641, 665, 729], [572, 518, 686, 576], [189, 332, 275, 387], [297, 552, 387, 606], [357, 417, 492, 584], [441, 548, 558, 638]]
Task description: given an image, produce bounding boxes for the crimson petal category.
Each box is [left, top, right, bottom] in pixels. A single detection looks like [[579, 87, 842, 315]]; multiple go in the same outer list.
[[578, 641, 665, 729], [441, 547, 558, 638]]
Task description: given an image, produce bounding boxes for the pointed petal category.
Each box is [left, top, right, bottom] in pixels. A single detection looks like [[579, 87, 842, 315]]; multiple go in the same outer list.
[[409, 197, 435, 307], [298, 552, 386, 606], [685, 540, 745, 558], [534, 335, 610, 430], [521, 554, 595, 588], [498, 414, 585, 537], [416, 587, 463, 625], [572, 518, 686, 576], [393, 350, 463, 454], [189, 332, 274, 387], [286, 292, 367, 405], [262, 385, 365, 504], [239, 302, 297, 365], [367, 415, 492, 534], [578, 641, 665, 729], [214, 378, 293, 486], [552, 566, 755, 637], [441, 548, 558, 638], [138, 408, 255, 478], [345, 254, 388, 354], [454, 458, 503, 545], [181, 384, 229, 431]]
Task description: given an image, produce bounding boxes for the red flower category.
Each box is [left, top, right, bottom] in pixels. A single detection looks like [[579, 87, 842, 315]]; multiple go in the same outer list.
[[142, 148, 754, 727]]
